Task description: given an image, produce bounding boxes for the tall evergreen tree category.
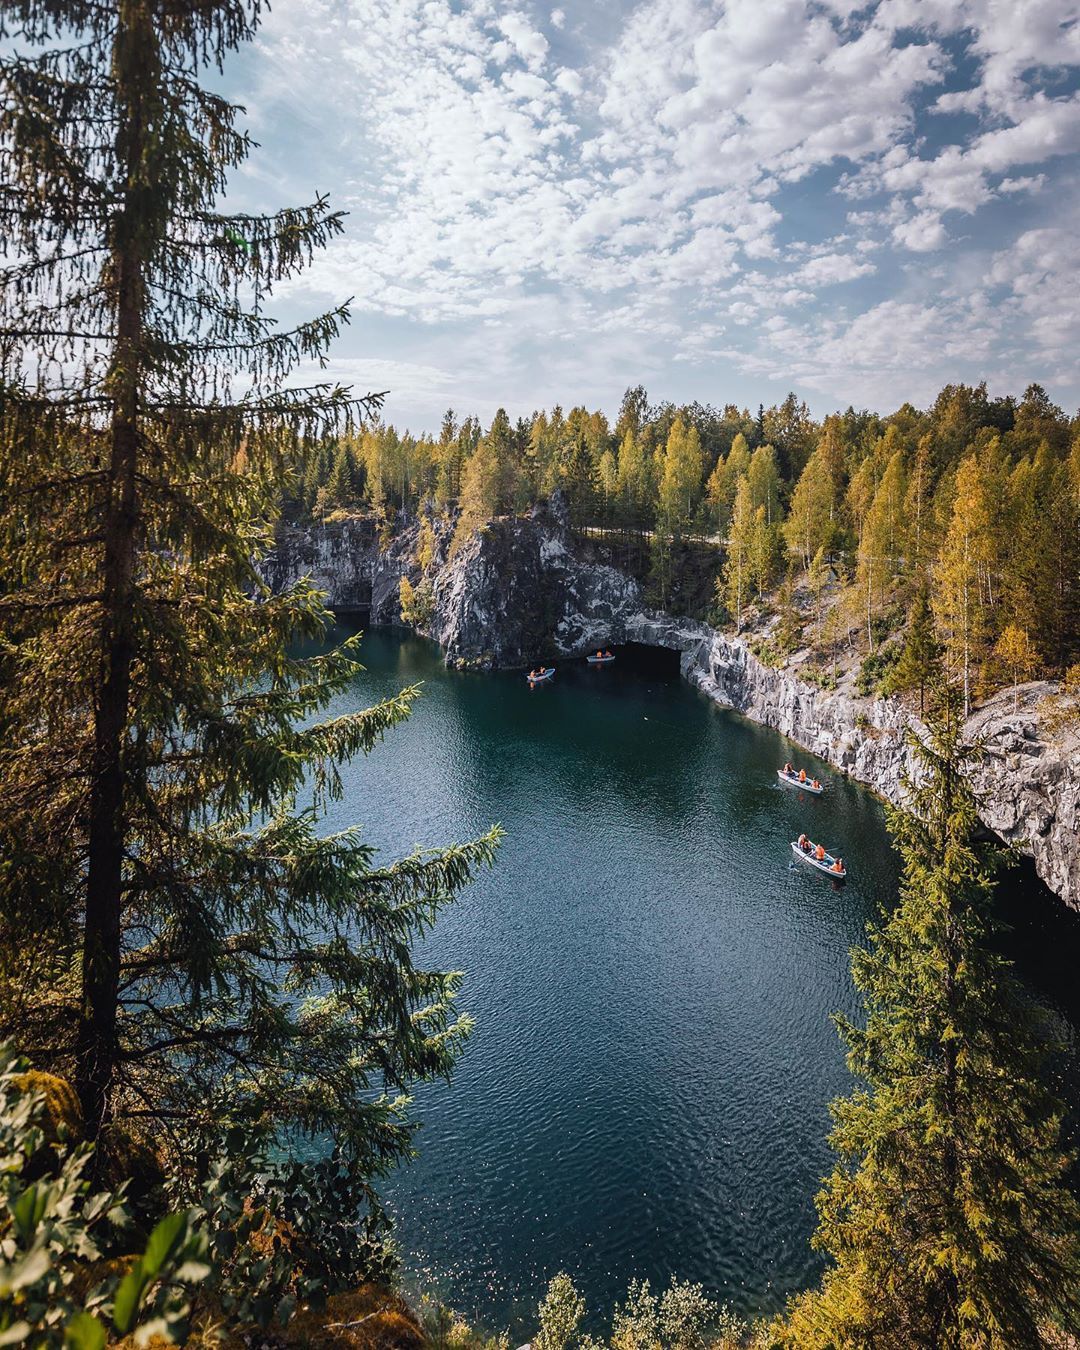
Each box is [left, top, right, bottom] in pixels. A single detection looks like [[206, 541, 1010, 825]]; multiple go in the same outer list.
[[784, 443, 838, 571], [934, 455, 993, 714], [779, 692, 1080, 1348], [0, 0, 498, 1234], [883, 590, 941, 712], [721, 478, 754, 631]]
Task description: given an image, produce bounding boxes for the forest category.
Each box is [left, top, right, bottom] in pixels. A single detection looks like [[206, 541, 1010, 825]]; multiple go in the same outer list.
[[295, 381, 1080, 714]]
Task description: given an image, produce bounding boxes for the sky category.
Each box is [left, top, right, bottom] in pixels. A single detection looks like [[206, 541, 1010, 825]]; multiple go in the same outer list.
[[221, 0, 1080, 433]]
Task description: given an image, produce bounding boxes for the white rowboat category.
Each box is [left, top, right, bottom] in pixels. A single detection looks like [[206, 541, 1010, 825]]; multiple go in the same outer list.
[[777, 768, 824, 794], [791, 840, 846, 879]]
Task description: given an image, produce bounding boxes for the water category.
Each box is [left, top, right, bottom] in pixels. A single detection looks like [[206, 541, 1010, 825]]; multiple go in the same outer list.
[[303, 622, 1080, 1335]]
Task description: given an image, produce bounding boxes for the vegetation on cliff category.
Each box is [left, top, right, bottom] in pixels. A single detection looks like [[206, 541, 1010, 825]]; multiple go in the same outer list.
[[299, 383, 1080, 714]]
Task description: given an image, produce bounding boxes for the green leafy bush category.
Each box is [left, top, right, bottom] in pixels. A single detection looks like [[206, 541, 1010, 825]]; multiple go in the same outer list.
[[855, 643, 901, 698], [0, 1047, 208, 1347], [536, 1271, 586, 1350], [170, 1122, 397, 1330]]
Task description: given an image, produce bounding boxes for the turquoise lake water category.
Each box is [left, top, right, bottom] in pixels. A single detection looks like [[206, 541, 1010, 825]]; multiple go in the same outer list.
[[305, 622, 1080, 1335]]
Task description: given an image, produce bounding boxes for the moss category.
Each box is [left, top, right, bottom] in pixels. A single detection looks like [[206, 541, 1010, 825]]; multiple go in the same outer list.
[[284, 1283, 425, 1350], [13, 1069, 83, 1143]]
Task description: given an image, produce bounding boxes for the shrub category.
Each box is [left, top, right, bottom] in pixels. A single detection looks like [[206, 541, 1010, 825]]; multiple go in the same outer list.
[[855, 643, 901, 698], [0, 1046, 208, 1348], [536, 1272, 587, 1350], [400, 576, 435, 628], [170, 1124, 397, 1330]]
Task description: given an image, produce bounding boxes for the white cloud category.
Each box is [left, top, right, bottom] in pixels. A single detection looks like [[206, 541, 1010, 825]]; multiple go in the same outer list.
[[792, 252, 877, 285], [240, 0, 1080, 423], [497, 12, 550, 66], [891, 210, 948, 252]]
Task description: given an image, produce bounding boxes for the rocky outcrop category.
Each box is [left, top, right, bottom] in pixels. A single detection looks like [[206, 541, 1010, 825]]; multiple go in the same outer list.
[[262, 517, 381, 612], [424, 495, 640, 666], [267, 503, 1080, 908]]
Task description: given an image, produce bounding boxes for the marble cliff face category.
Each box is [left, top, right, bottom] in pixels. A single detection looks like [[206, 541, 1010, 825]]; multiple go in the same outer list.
[[263, 497, 1080, 910]]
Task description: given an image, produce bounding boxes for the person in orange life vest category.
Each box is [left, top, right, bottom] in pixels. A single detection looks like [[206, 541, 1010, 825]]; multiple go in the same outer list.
[[831, 857, 844, 873], [799, 768, 806, 782], [816, 843, 826, 861], [798, 833, 809, 851]]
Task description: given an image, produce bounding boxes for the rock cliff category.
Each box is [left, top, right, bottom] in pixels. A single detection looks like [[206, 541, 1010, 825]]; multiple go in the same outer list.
[[267, 502, 1080, 909]]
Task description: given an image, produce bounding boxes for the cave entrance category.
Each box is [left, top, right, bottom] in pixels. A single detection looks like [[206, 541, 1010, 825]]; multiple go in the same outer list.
[[613, 641, 682, 679]]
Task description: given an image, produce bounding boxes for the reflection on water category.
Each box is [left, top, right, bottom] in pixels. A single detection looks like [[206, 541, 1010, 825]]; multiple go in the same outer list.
[[297, 622, 1080, 1335]]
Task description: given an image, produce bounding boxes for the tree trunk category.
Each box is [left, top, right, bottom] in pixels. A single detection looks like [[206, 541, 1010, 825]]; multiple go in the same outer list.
[[75, 0, 151, 1139]]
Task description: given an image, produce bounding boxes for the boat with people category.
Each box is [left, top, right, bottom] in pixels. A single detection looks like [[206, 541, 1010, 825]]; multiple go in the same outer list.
[[586, 649, 615, 665], [777, 763, 824, 794], [527, 666, 555, 683], [791, 835, 846, 879]]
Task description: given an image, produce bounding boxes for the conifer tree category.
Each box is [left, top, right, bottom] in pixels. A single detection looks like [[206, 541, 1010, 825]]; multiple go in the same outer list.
[[784, 443, 838, 571], [883, 590, 941, 712], [563, 434, 595, 527], [453, 437, 500, 551], [721, 479, 754, 631], [934, 455, 993, 715], [0, 0, 498, 1231], [779, 692, 1080, 1348]]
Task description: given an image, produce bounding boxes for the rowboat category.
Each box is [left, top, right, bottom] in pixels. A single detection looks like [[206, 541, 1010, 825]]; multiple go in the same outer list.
[[527, 667, 555, 683], [586, 652, 615, 665], [791, 840, 846, 879], [777, 768, 824, 794]]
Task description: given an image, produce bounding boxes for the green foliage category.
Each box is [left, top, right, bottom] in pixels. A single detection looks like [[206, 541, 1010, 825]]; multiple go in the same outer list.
[[535, 1272, 586, 1350], [882, 589, 942, 710], [779, 692, 1080, 1347], [0, 1049, 208, 1348], [420, 1297, 510, 1350], [291, 381, 1077, 680], [168, 1121, 395, 1329], [529, 1273, 727, 1350], [610, 1278, 715, 1350], [400, 575, 435, 628], [854, 641, 901, 698]]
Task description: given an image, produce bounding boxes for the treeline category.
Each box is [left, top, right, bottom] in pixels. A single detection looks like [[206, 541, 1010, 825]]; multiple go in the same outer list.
[[299, 381, 1080, 709]]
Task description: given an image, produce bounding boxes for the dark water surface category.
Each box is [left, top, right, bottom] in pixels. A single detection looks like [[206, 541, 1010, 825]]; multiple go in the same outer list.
[[304, 623, 1080, 1333]]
